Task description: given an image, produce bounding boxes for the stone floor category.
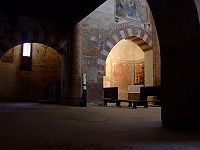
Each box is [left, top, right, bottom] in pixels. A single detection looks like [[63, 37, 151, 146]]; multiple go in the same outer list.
[[0, 102, 200, 150]]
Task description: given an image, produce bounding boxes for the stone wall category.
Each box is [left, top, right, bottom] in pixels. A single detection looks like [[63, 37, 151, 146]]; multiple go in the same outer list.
[[0, 43, 61, 102], [194, 0, 200, 23], [0, 14, 68, 54], [0, 49, 16, 101], [81, 0, 160, 102], [0, 14, 70, 104]]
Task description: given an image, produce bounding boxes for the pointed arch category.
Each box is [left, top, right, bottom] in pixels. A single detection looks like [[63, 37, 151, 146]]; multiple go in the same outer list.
[[97, 25, 152, 77], [0, 17, 68, 58]]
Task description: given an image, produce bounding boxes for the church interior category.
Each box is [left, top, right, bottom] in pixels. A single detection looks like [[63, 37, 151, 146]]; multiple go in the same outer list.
[[0, 0, 200, 149]]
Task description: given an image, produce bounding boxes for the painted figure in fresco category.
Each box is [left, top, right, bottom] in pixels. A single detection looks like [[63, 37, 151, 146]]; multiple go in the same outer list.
[[136, 0, 149, 22], [116, 0, 150, 23], [116, 0, 126, 18], [143, 22, 151, 33], [126, 0, 138, 19]]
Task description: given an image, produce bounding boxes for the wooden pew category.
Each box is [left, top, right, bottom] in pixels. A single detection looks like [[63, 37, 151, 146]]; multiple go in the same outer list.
[[138, 86, 162, 108], [103, 86, 162, 109], [103, 87, 119, 107]]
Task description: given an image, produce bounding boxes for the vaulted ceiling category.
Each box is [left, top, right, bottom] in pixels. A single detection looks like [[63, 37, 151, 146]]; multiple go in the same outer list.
[[0, 0, 107, 28]]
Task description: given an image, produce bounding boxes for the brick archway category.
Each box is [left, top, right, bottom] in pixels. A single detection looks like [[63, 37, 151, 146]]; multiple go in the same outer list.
[[0, 16, 68, 58], [0, 15, 70, 104], [97, 26, 152, 76]]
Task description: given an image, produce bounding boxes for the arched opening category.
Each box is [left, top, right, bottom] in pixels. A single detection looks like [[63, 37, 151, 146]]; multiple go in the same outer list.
[[103, 39, 145, 100], [103, 36, 156, 102], [80, 0, 161, 104], [0, 43, 62, 103], [0, 2, 199, 150]]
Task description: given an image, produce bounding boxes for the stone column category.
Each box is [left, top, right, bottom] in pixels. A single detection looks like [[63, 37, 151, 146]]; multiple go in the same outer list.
[[194, 0, 200, 23], [150, 10, 161, 86], [60, 50, 68, 105], [67, 21, 83, 106]]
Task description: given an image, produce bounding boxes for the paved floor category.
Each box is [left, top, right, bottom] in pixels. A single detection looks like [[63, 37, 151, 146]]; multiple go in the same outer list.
[[0, 102, 200, 150]]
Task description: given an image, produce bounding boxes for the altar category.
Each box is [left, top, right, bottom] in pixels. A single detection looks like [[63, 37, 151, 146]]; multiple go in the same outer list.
[[128, 85, 144, 100]]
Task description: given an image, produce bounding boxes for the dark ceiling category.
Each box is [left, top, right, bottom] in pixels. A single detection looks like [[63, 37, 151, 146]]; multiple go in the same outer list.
[[0, 0, 106, 27]]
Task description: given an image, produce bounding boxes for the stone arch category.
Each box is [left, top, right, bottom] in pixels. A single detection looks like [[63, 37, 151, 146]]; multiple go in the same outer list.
[[0, 16, 69, 104], [0, 29, 68, 56], [146, 0, 200, 128], [0, 17, 68, 58], [128, 36, 152, 52], [97, 26, 152, 76]]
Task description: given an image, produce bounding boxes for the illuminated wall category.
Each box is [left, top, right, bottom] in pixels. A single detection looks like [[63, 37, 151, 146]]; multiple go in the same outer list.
[[81, 0, 160, 102], [104, 39, 144, 99], [144, 50, 153, 86], [0, 43, 61, 102]]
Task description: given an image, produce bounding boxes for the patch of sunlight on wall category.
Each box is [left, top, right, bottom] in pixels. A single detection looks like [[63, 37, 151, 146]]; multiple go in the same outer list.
[[108, 39, 144, 62]]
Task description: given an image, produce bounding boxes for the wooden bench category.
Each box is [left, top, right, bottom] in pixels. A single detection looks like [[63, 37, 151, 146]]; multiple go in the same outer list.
[[139, 86, 162, 108], [103, 98, 135, 108], [130, 99, 162, 109], [103, 86, 162, 109], [103, 99, 162, 109], [103, 98, 121, 107], [103, 87, 119, 107]]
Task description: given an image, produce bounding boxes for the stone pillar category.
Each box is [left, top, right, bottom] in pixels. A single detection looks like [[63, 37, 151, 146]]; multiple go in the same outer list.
[[194, 0, 200, 23], [148, 0, 200, 129], [67, 21, 83, 106], [150, 10, 161, 86], [60, 50, 68, 105]]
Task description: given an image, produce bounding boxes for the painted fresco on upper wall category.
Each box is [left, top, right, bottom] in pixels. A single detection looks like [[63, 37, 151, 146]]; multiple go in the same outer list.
[[126, 0, 139, 19], [137, 0, 149, 22], [116, 0, 126, 18], [115, 0, 149, 23]]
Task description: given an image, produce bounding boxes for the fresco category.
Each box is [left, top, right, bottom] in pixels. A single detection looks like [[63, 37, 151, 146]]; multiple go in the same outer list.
[[115, 0, 149, 22], [134, 61, 144, 84], [126, 0, 138, 19], [116, 0, 126, 18]]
